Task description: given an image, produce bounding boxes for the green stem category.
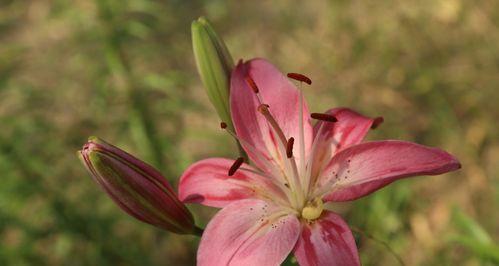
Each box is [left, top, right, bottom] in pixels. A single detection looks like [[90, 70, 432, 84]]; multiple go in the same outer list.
[[350, 226, 405, 266], [193, 226, 204, 237], [236, 139, 249, 162]]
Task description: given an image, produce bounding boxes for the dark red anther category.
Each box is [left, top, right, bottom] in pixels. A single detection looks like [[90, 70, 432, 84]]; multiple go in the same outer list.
[[371, 117, 384, 129], [287, 73, 312, 85], [228, 157, 245, 176], [311, 113, 338, 122], [257, 104, 270, 113], [245, 76, 259, 93], [220, 122, 228, 129], [286, 137, 295, 158]]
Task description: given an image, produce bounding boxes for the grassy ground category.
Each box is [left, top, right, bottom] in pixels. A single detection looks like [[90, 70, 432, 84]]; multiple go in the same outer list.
[[0, 0, 498, 265]]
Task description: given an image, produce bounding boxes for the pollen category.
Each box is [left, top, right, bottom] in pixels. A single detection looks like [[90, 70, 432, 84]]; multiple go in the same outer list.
[[371, 116, 384, 129], [311, 113, 338, 122], [286, 137, 295, 158], [245, 76, 259, 93], [301, 197, 324, 221], [228, 157, 245, 176], [257, 103, 270, 114], [220, 122, 227, 129], [287, 73, 312, 85]]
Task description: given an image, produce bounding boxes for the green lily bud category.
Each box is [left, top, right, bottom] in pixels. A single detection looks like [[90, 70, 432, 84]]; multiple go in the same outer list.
[[78, 137, 200, 235], [192, 17, 234, 130]]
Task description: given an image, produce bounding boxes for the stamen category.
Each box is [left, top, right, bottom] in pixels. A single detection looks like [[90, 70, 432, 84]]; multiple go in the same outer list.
[[257, 103, 305, 208], [297, 82, 306, 178], [371, 116, 384, 129], [305, 122, 325, 194], [220, 122, 227, 129], [287, 73, 312, 85], [311, 113, 338, 122], [257, 104, 287, 145], [245, 76, 259, 94], [228, 157, 245, 176], [218, 120, 300, 208], [286, 137, 294, 158], [220, 123, 287, 184], [238, 167, 295, 208]]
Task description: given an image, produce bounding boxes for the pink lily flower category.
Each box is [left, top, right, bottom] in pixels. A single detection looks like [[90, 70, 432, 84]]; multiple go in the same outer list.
[[179, 59, 461, 266]]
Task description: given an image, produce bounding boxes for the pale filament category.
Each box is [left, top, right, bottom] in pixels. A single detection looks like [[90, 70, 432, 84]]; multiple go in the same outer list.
[[310, 163, 358, 200], [312, 176, 369, 201], [305, 122, 325, 195], [298, 84, 306, 179], [222, 126, 281, 179], [221, 177, 290, 207], [239, 167, 295, 205], [258, 104, 305, 208], [222, 124, 297, 206], [309, 136, 341, 196], [264, 122, 302, 209]]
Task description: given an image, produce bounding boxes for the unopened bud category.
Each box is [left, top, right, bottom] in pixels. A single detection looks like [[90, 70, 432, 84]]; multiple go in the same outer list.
[[78, 137, 198, 235], [192, 17, 234, 130]]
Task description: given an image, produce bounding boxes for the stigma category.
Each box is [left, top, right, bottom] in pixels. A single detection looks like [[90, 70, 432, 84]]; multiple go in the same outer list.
[[301, 197, 324, 220]]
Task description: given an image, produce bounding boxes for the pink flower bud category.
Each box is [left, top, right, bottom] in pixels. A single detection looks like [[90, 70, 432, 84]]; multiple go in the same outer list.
[[78, 137, 199, 235]]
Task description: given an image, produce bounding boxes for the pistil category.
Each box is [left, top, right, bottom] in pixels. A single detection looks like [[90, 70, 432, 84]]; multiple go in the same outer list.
[[301, 197, 324, 220]]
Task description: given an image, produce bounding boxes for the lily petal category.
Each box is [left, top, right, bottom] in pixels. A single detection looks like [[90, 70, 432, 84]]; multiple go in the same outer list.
[[310, 108, 376, 180], [294, 211, 360, 266], [178, 158, 287, 208], [318, 141, 461, 202], [230, 58, 313, 175], [314, 108, 376, 153], [198, 199, 300, 266]]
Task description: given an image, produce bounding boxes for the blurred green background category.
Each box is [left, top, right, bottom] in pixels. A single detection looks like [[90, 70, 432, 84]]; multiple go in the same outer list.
[[1, 0, 498, 265]]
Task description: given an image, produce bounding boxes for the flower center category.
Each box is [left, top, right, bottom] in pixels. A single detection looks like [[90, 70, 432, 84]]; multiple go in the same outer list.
[[224, 72, 340, 211], [301, 197, 324, 220]]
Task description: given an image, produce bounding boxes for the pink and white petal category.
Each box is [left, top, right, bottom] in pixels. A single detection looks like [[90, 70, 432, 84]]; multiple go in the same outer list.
[[310, 108, 377, 180], [294, 211, 360, 266], [318, 141, 461, 202], [231, 58, 313, 174], [178, 158, 287, 208], [314, 108, 378, 154], [198, 199, 300, 266]]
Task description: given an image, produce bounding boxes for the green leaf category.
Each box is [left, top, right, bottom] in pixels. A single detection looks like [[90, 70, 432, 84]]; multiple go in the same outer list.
[[450, 208, 499, 263]]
